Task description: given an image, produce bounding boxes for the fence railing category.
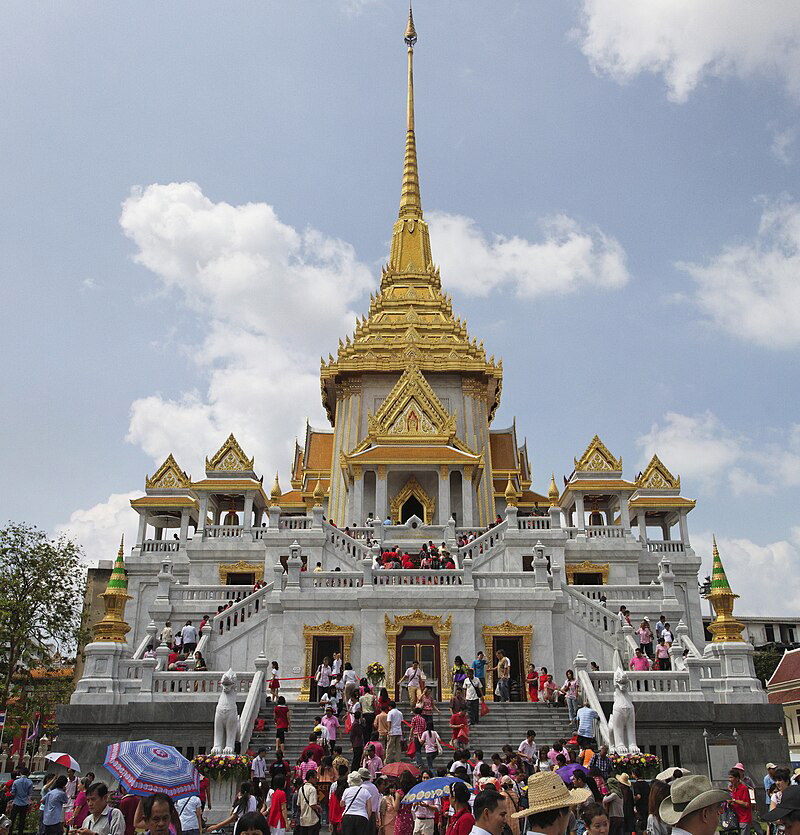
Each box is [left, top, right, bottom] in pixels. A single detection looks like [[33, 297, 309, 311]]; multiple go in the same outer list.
[[300, 571, 363, 589], [279, 516, 313, 530], [171, 585, 253, 602], [203, 525, 243, 540], [373, 569, 464, 587], [517, 517, 552, 531], [141, 540, 181, 553], [646, 541, 686, 553]]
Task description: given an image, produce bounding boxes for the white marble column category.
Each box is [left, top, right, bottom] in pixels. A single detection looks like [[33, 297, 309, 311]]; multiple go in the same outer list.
[[243, 493, 254, 539], [197, 495, 209, 537], [462, 468, 474, 527], [136, 512, 148, 547], [179, 509, 190, 545], [618, 492, 631, 531], [438, 466, 450, 525], [376, 466, 387, 521], [352, 467, 363, 526], [574, 494, 586, 531], [678, 510, 690, 546], [638, 512, 648, 543]]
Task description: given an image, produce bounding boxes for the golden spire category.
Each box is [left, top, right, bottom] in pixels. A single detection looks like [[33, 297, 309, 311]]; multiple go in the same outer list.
[[270, 472, 282, 501], [707, 535, 745, 642], [313, 477, 325, 505], [548, 472, 560, 507], [400, 2, 421, 220], [93, 535, 133, 643], [504, 477, 518, 507]]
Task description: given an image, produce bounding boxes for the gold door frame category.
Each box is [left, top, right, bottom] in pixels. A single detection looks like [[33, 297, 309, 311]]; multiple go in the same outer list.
[[482, 620, 532, 702], [390, 476, 435, 525], [385, 610, 452, 699], [565, 560, 610, 584], [219, 560, 264, 584], [301, 620, 354, 701]]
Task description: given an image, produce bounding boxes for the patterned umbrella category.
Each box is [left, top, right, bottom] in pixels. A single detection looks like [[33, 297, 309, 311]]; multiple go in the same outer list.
[[401, 776, 466, 803], [104, 739, 199, 798], [45, 753, 80, 771]]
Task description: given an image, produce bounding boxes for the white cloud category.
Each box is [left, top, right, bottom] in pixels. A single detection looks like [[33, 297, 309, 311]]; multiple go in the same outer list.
[[55, 491, 140, 567], [771, 126, 797, 164], [694, 530, 800, 616], [679, 197, 800, 348], [119, 182, 374, 478], [637, 411, 800, 496], [427, 212, 630, 299], [575, 1, 800, 103]]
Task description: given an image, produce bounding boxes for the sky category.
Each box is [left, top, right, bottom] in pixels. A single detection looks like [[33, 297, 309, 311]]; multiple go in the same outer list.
[[2, 1, 800, 615]]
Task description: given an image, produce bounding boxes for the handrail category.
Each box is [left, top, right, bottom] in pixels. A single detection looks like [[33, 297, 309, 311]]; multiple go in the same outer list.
[[576, 669, 611, 747], [562, 584, 620, 638], [238, 669, 266, 751], [132, 632, 154, 660], [678, 633, 703, 658], [323, 521, 371, 567], [214, 583, 273, 636], [457, 520, 508, 562]]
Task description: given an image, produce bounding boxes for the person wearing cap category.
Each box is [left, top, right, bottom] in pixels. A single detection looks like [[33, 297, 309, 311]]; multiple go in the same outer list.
[[356, 768, 380, 835], [659, 774, 730, 835], [510, 772, 591, 835], [765, 764, 778, 795], [729, 768, 753, 835], [341, 772, 373, 835], [763, 784, 800, 835]]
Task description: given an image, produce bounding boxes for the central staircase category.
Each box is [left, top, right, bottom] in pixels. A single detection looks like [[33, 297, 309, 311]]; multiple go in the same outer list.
[[247, 701, 574, 764]]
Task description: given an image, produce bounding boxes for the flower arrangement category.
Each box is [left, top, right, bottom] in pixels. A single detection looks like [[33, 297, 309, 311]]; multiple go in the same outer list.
[[609, 752, 661, 779], [366, 662, 386, 686], [193, 753, 253, 779]]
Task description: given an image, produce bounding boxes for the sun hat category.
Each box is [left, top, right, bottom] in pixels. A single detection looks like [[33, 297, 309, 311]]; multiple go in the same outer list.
[[655, 766, 689, 783], [513, 772, 592, 819], [617, 773, 631, 787], [763, 784, 800, 821], [347, 771, 363, 787], [358, 767, 372, 781], [767, 762, 778, 770], [733, 763, 746, 773], [659, 774, 730, 825]]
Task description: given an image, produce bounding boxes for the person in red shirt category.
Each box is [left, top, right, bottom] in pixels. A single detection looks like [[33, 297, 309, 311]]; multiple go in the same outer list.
[[267, 775, 289, 835], [729, 769, 753, 834], [446, 782, 475, 835], [301, 734, 325, 765], [274, 696, 291, 756], [449, 708, 469, 746]]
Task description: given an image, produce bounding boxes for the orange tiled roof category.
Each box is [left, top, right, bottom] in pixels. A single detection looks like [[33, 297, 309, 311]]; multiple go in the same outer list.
[[306, 431, 334, 470], [489, 432, 516, 470], [769, 648, 800, 687]]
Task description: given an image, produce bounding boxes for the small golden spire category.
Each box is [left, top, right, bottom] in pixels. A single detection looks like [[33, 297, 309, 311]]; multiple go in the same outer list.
[[400, 2, 421, 220], [270, 472, 282, 501], [707, 535, 745, 643], [504, 477, 518, 507], [548, 472, 560, 507], [313, 477, 325, 505], [93, 534, 133, 643]]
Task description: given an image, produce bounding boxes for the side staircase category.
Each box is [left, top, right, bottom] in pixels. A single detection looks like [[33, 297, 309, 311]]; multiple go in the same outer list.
[[247, 701, 574, 764]]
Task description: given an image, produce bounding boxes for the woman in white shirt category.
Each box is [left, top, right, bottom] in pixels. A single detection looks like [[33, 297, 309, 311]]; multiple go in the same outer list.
[[342, 664, 359, 703], [420, 728, 442, 772], [341, 772, 373, 835], [175, 794, 203, 835]]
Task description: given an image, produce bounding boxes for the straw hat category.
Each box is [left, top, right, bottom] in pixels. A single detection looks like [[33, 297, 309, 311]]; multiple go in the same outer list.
[[347, 771, 363, 786], [655, 766, 689, 783], [659, 775, 730, 826], [617, 773, 631, 787], [513, 772, 592, 819]]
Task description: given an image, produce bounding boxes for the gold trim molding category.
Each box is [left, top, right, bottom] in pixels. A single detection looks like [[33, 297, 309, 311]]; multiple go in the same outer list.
[[385, 610, 452, 699], [390, 475, 435, 524], [218, 560, 264, 585], [565, 560, 610, 585], [482, 620, 532, 702], [301, 621, 355, 701]]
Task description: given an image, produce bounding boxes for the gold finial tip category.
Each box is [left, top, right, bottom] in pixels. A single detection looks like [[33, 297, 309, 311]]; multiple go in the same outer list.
[[404, 4, 417, 46], [118, 534, 124, 556]]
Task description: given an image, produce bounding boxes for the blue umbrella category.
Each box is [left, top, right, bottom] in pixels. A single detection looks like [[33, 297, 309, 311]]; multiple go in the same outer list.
[[402, 776, 467, 804], [105, 739, 200, 799]]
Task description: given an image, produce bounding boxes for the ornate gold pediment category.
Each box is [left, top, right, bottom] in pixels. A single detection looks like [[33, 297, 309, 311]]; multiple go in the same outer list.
[[565, 560, 610, 584], [385, 610, 453, 699], [219, 560, 264, 584], [637, 455, 680, 490], [356, 365, 464, 451], [146, 454, 191, 490], [206, 433, 255, 473], [481, 620, 533, 702], [389, 476, 435, 524], [574, 435, 622, 473]]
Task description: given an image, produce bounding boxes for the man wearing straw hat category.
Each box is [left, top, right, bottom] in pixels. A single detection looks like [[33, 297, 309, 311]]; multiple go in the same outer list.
[[510, 772, 592, 835], [659, 774, 730, 835]]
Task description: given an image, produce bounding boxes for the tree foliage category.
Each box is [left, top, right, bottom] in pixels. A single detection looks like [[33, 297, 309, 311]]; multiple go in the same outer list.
[[754, 647, 783, 686], [0, 522, 86, 705]]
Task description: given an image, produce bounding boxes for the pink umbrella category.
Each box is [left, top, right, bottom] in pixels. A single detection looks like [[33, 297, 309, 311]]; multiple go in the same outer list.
[[45, 752, 81, 771]]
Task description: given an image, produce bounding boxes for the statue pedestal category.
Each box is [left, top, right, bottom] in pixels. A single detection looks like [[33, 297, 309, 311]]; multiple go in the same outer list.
[[207, 774, 238, 823]]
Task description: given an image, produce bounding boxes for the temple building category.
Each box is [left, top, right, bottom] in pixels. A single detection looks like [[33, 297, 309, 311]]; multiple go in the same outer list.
[[61, 7, 785, 779]]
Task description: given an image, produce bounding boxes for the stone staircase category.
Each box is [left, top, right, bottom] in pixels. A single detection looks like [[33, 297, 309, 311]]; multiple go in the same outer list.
[[246, 701, 574, 764]]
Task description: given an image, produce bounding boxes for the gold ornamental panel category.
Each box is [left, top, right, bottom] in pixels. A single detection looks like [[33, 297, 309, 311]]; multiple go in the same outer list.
[[565, 560, 610, 585], [385, 610, 453, 699], [218, 560, 264, 585], [482, 620, 532, 702], [301, 621, 355, 701]]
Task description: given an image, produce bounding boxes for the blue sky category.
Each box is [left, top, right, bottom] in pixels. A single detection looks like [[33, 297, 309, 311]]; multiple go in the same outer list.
[[2, 1, 800, 614]]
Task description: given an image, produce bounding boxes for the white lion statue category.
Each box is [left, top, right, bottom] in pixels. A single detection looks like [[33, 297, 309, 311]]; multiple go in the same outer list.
[[608, 667, 639, 754], [211, 668, 239, 755]]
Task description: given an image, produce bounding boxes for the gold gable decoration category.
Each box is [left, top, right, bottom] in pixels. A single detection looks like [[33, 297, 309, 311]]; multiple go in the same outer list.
[[637, 455, 680, 490], [206, 433, 255, 472], [145, 454, 191, 490], [390, 476, 435, 524], [482, 621, 532, 702], [574, 435, 622, 473], [385, 610, 453, 699], [356, 365, 464, 451], [219, 560, 264, 585], [301, 621, 355, 701], [565, 560, 610, 585]]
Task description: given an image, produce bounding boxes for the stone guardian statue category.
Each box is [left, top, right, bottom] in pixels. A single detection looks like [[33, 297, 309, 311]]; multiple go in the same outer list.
[[608, 667, 639, 754], [211, 668, 239, 755]]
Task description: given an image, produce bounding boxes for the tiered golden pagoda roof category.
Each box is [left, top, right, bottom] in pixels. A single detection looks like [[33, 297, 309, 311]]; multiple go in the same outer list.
[[319, 5, 501, 425]]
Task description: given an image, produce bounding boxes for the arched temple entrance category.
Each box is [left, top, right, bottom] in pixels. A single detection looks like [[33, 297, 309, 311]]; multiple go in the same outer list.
[[390, 476, 435, 524], [401, 495, 424, 523]]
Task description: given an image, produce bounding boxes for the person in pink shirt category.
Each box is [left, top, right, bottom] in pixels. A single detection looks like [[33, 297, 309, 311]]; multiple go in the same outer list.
[[321, 705, 340, 752], [630, 648, 651, 671]]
